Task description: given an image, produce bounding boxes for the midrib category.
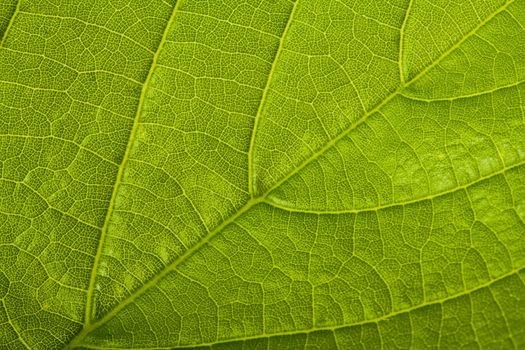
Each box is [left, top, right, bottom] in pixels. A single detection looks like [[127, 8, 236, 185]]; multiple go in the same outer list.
[[75, 266, 525, 350], [69, 0, 515, 348]]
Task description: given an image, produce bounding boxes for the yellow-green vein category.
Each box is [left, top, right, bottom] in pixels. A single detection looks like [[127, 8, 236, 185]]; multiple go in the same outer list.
[[81, 0, 185, 328]]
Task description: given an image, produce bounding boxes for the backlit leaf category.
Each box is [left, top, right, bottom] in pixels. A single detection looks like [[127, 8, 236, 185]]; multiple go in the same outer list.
[[1, 0, 524, 349]]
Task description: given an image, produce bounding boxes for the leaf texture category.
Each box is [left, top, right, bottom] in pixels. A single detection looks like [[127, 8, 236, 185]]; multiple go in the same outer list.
[[1, 0, 525, 349]]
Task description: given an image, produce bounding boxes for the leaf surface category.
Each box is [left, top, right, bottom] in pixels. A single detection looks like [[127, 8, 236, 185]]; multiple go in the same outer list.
[[1, 0, 525, 349]]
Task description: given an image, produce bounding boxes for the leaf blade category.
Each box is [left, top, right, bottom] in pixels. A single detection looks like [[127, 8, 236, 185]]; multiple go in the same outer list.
[[1, 0, 525, 349]]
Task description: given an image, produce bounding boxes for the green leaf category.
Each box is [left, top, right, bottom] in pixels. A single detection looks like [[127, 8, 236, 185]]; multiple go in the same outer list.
[[1, 0, 525, 348]]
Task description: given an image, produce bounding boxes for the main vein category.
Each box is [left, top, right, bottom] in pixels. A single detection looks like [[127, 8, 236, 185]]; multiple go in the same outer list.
[[86, 266, 525, 349], [257, 0, 514, 197], [82, 0, 184, 327], [71, 0, 515, 347]]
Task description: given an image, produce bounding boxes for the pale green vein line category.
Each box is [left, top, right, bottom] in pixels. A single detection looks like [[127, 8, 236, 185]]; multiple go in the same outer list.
[[2, 300, 31, 350], [17, 11, 155, 54], [69, 1, 516, 347], [2, 46, 143, 85], [176, 10, 280, 40], [265, 159, 525, 214], [487, 288, 517, 349], [66, 197, 266, 350], [335, 0, 401, 31], [468, 293, 482, 348], [76, 267, 525, 349], [0, 80, 132, 120], [507, 8, 525, 32], [0, 179, 101, 231], [398, 0, 413, 83], [264, 86, 401, 197], [0, 0, 21, 47], [0, 134, 119, 167], [80, 0, 184, 330], [248, 0, 298, 196], [262, 0, 515, 198], [115, 209, 188, 250], [401, 79, 525, 102], [405, 0, 514, 84]]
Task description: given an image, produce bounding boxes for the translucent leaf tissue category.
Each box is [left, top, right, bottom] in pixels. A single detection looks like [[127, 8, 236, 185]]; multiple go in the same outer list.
[[1, 0, 524, 349]]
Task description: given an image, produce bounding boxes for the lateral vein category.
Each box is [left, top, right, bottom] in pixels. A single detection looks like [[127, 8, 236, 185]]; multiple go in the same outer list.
[[0, 0, 21, 47], [71, 0, 516, 347], [265, 160, 525, 214], [72, 267, 525, 349], [398, 0, 413, 83], [172, 266, 525, 348], [247, 0, 299, 196], [81, 0, 184, 329], [260, 0, 515, 197]]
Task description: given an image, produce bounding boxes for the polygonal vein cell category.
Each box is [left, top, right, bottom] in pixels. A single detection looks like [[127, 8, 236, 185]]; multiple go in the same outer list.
[[1, 0, 525, 349]]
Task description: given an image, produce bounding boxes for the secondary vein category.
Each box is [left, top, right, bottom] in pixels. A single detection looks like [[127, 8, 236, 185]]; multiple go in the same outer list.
[[81, 0, 185, 329], [261, 0, 515, 198], [398, 0, 413, 83], [247, 0, 299, 196], [71, 0, 516, 347], [0, 0, 21, 47], [266, 159, 525, 215], [173, 266, 525, 348], [71, 266, 525, 349]]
